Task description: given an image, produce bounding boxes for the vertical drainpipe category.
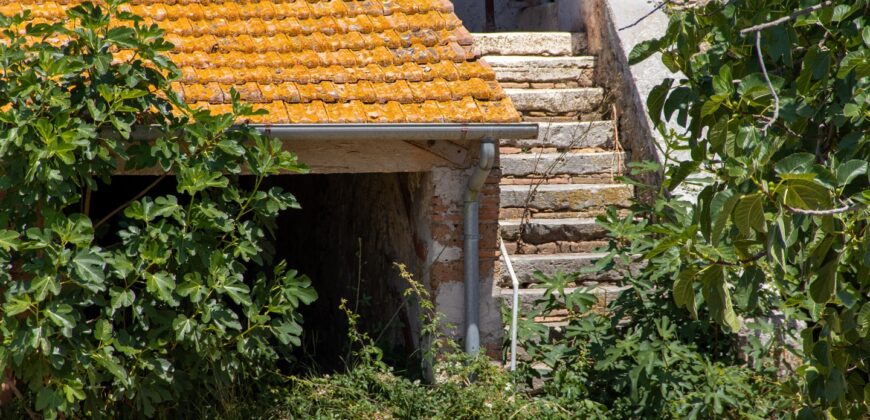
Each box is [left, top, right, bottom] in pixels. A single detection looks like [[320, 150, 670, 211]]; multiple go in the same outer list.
[[464, 137, 496, 355]]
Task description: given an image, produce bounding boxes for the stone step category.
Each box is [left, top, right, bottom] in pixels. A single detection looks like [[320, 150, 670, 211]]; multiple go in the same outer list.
[[483, 55, 595, 85], [499, 121, 614, 150], [496, 252, 620, 285], [500, 218, 607, 244], [504, 239, 607, 255], [500, 184, 633, 212], [499, 152, 627, 177], [505, 88, 603, 116], [472, 32, 586, 56], [498, 285, 628, 313]]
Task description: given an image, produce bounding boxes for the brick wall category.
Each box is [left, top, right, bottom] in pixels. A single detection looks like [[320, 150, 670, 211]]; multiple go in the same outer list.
[[427, 145, 503, 357]]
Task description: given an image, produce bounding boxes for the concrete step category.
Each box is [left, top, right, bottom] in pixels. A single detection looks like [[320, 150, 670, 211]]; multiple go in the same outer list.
[[500, 218, 607, 244], [499, 152, 627, 177], [505, 88, 603, 116], [472, 32, 586, 56], [500, 183, 633, 212], [496, 252, 620, 285], [483, 55, 595, 85], [500, 121, 614, 150]]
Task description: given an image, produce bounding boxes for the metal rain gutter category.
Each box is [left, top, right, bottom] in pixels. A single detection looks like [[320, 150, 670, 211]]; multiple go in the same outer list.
[[250, 123, 538, 141], [131, 123, 538, 141]]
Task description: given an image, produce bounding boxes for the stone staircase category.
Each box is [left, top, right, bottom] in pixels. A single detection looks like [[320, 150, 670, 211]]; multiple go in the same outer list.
[[474, 32, 633, 334]]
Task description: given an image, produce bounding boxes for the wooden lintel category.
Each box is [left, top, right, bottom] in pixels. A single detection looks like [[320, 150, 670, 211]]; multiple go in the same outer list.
[[114, 139, 467, 175]]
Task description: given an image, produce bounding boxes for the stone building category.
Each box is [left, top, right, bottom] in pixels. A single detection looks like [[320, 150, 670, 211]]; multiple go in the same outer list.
[[13, 0, 538, 362], [16, 0, 664, 363]]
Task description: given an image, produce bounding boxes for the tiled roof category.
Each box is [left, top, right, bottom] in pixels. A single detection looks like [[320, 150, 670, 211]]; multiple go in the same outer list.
[[3, 0, 520, 124]]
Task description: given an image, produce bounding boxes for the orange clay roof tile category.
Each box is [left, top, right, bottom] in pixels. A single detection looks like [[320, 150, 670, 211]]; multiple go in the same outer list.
[[7, 0, 519, 124], [364, 101, 406, 123], [286, 101, 328, 123], [324, 101, 367, 123], [400, 101, 443, 123]]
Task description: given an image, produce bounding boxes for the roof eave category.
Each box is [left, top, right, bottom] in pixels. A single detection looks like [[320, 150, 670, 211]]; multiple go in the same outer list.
[[131, 123, 539, 141]]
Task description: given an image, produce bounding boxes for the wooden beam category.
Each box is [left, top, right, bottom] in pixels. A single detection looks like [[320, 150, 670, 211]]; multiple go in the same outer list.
[[115, 140, 470, 175], [284, 140, 448, 174], [405, 140, 469, 166]]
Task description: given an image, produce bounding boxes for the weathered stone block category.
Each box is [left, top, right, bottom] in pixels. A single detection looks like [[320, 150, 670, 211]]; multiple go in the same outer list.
[[500, 183, 633, 212], [499, 217, 607, 244], [500, 121, 614, 150], [472, 32, 584, 56], [499, 151, 627, 177], [506, 87, 604, 114], [484, 55, 596, 86], [496, 252, 620, 285]]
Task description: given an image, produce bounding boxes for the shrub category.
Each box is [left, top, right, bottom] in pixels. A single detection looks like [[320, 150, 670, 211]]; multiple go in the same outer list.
[[628, 0, 868, 417], [273, 265, 602, 420], [0, 2, 315, 417], [505, 252, 797, 419]]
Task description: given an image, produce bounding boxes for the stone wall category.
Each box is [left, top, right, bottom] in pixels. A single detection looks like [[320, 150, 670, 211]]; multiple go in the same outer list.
[[573, 0, 665, 195]]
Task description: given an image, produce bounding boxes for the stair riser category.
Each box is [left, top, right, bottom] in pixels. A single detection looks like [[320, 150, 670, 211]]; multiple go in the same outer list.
[[500, 184, 633, 212], [496, 253, 621, 286], [472, 32, 586, 56], [485, 56, 595, 86], [499, 286, 628, 314], [499, 121, 614, 150], [499, 152, 627, 177], [503, 240, 608, 255], [506, 88, 603, 115], [500, 219, 607, 243]]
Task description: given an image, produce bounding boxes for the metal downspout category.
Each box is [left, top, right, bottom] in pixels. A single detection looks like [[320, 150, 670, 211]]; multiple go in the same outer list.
[[464, 137, 496, 355]]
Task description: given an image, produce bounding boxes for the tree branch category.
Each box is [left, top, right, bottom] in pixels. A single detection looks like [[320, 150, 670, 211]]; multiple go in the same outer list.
[[712, 250, 767, 267], [786, 203, 863, 216], [94, 173, 168, 229], [5, 372, 38, 420], [739, 1, 833, 35], [755, 32, 780, 134], [618, 1, 669, 31]]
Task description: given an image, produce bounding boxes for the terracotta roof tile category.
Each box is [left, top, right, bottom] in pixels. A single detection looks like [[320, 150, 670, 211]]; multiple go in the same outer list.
[[449, 97, 484, 122], [7, 0, 519, 124], [364, 101, 406, 122], [402, 101, 445, 123], [408, 78, 451, 102], [183, 82, 224, 103], [286, 102, 328, 123]]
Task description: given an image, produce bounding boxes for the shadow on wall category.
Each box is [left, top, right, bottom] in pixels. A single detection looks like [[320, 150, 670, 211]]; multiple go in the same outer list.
[[452, 0, 526, 32], [88, 173, 434, 374], [452, 0, 586, 32]]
